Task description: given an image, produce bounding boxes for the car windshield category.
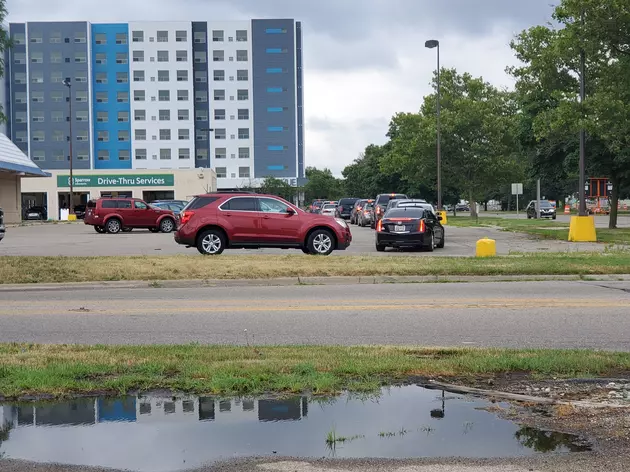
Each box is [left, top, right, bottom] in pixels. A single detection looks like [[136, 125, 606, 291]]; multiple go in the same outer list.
[[539, 201, 553, 208], [365, 204, 374, 210], [399, 203, 434, 212], [339, 198, 358, 205], [385, 208, 424, 218], [322, 204, 336, 210], [378, 194, 407, 205]]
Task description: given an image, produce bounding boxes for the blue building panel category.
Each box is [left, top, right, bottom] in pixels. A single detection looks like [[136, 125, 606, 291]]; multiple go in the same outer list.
[[7, 24, 28, 156], [251, 19, 298, 179], [91, 23, 131, 169], [192, 21, 210, 167]]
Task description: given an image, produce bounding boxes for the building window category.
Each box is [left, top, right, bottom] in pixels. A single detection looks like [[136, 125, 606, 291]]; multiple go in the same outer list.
[[133, 70, 145, 82], [236, 50, 248, 61], [215, 148, 227, 159], [236, 70, 249, 81], [267, 107, 288, 112], [238, 128, 250, 139], [213, 89, 225, 101], [238, 147, 250, 159], [215, 167, 227, 178], [118, 130, 130, 142], [158, 70, 169, 82], [76, 111, 89, 122], [32, 150, 45, 162], [194, 51, 207, 63], [178, 129, 189, 140], [15, 131, 27, 143], [117, 91, 129, 103], [196, 130, 208, 141], [52, 130, 64, 142], [213, 70, 225, 81], [214, 129, 226, 140], [75, 32, 87, 43], [176, 50, 188, 62], [133, 50, 144, 62], [195, 91, 208, 102], [32, 92, 44, 103], [159, 110, 170, 121], [51, 110, 64, 122], [160, 148, 171, 160], [76, 91, 88, 102], [51, 91, 63, 103], [31, 112, 44, 123], [77, 151, 89, 161], [266, 67, 286, 74], [96, 92, 108, 103], [97, 130, 109, 142], [118, 150, 130, 161], [30, 72, 44, 84], [96, 72, 107, 84], [214, 109, 226, 120], [267, 87, 287, 93], [14, 53, 26, 64], [194, 71, 207, 83], [134, 110, 146, 121], [195, 110, 208, 121], [116, 32, 127, 44], [174, 110, 188, 121], [77, 131, 89, 141], [14, 73, 27, 84], [157, 30, 168, 42], [98, 150, 110, 161], [266, 48, 288, 54], [177, 70, 188, 81], [236, 30, 248, 42], [95, 52, 106, 64], [176, 30, 187, 42], [75, 73, 88, 83], [135, 148, 147, 160], [177, 90, 189, 101], [194, 31, 206, 43], [75, 52, 87, 63], [157, 50, 169, 62], [238, 109, 249, 120], [135, 129, 147, 140], [116, 52, 128, 64], [178, 148, 190, 159], [15, 112, 27, 124], [94, 33, 107, 44], [13, 32, 26, 44], [50, 52, 62, 64], [30, 33, 43, 43], [54, 150, 67, 161], [237, 89, 249, 101], [159, 129, 171, 140], [265, 28, 288, 34], [239, 166, 250, 178], [212, 50, 224, 62], [116, 72, 129, 83], [97, 111, 108, 122], [134, 90, 146, 102], [212, 30, 224, 42], [132, 31, 144, 42], [158, 90, 170, 101], [196, 148, 208, 160], [15, 92, 27, 104], [118, 111, 129, 122]]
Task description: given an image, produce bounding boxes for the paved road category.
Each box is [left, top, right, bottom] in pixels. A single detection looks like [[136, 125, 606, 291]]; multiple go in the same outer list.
[[1, 280, 629, 349], [0, 221, 605, 257]]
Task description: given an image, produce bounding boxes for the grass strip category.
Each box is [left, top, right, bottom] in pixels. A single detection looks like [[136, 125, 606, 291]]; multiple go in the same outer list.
[[2, 344, 630, 399], [2, 252, 630, 284]]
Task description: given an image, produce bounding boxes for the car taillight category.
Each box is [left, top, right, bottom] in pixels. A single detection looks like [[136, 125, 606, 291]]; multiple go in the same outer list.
[[357, 206, 362, 211], [418, 220, 426, 232], [180, 211, 194, 225], [376, 219, 383, 232]]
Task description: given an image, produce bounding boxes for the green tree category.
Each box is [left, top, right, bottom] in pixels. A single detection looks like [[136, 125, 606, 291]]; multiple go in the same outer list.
[[259, 176, 296, 201], [342, 144, 407, 198], [303, 167, 343, 202]]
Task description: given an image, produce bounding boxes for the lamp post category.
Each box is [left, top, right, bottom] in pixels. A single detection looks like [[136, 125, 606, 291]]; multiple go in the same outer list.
[[425, 39, 442, 210], [63, 78, 74, 217]]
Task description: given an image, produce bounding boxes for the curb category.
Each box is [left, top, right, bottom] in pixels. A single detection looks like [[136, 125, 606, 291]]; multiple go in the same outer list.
[[0, 274, 629, 292]]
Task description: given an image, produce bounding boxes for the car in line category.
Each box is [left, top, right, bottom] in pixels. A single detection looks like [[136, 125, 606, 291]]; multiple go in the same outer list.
[[320, 202, 338, 217], [0, 207, 5, 242], [350, 199, 373, 225], [335, 198, 360, 220], [375, 206, 445, 252], [174, 193, 352, 256], [357, 202, 374, 227], [309, 199, 326, 214], [151, 200, 188, 216], [526, 200, 557, 219], [23, 205, 47, 221], [84, 197, 177, 234], [73, 204, 86, 220], [371, 193, 409, 228], [384, 198, 428, 213]]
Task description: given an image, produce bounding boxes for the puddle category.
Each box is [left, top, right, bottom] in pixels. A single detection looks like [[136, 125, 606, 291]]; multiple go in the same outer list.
[[0, 386, 589, 472]]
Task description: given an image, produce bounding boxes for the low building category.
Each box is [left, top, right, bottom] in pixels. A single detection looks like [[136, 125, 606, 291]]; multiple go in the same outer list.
[[0, 133, 49, 224], [21, 168, 216, 221]]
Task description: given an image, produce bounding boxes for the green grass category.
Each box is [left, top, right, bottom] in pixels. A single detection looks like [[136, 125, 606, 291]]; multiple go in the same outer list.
[[448, 216, 630, 245], [2, 344, 630, 399], [2, 252, 630, 285]]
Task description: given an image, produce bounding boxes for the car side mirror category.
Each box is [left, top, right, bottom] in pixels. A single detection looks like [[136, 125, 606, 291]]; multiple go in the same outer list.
[[286, 207, 296, 215]]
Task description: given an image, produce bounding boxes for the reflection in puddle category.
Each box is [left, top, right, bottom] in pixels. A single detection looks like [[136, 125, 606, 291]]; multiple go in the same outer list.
[[0, 386, 589, 472]]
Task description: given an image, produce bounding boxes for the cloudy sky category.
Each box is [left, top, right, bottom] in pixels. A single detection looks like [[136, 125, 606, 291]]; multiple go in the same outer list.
[[8, 0, 556, 175]]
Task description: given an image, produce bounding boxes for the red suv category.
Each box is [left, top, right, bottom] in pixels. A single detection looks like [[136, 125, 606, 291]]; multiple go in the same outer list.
[[174, 193, 352, 255], [84, 198, 176, 234]]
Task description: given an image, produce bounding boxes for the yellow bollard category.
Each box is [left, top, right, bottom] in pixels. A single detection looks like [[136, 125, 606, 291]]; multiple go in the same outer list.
[[438, 210, 448, 225], [568, 216, 597, 242], [68, 214, 77, 221], [476, 238, 496, 257]]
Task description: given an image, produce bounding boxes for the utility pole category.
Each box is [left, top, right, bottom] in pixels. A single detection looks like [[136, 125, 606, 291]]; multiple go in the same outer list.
[[63, 78, 74, 217]]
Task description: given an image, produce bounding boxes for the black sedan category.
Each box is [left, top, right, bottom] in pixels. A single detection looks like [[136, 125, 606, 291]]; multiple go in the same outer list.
[[375, 207, 445, 252]]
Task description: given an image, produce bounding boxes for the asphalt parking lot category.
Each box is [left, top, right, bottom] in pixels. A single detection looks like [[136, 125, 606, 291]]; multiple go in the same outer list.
[[0, 219, 605, 257]]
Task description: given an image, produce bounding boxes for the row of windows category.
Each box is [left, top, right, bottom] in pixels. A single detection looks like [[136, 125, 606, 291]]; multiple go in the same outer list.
[[13, 32, 88, 45], [13, 72, 88, 84], [99, 148, 191, 161], [215, 167, 251, 178], [97, 30, 189, 45], [13, 52, 87, 64], [113, 69, 249, 83], [30, 150, 89, 162], [14, 91, 88, 104], [208, 30, 248, 43], [127, 108, 250, 121], [27, 148, 252, 163]]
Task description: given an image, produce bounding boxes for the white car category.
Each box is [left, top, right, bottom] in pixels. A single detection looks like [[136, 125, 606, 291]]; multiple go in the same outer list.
[[320, 203, 337, 216]]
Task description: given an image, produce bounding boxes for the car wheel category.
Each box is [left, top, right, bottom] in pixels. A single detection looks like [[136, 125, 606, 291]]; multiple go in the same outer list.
[[426, 231, 435, 252], [94, 226, 105, 234], [301, 248, 310, 254], [307, 229, 334, 255], [370, 221, 375, 229], [159, 218, 175, 233], [197, 229, 226, 255], [436, 232, 445, 249], [375, 243, 386, 252], [552, 215, 557, 220], [106, 218, 121, 234]]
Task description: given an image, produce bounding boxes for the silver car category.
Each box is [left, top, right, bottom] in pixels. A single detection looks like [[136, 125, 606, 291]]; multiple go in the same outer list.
[[320, 203, 337, 216]]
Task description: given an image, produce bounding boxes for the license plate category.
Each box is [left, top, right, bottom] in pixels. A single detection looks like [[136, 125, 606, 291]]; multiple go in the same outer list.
[[394, 225, 406, 232], [28, 213, 38, 217]]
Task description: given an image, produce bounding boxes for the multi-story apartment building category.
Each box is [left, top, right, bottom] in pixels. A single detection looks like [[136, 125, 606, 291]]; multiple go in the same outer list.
[[3, 19, 304, 209]]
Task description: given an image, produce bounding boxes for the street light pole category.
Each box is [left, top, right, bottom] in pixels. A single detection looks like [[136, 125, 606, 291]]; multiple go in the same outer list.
[[425, 39, 442, 210], [63, 78, 74, 217], [578, 48, 587, 217]]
